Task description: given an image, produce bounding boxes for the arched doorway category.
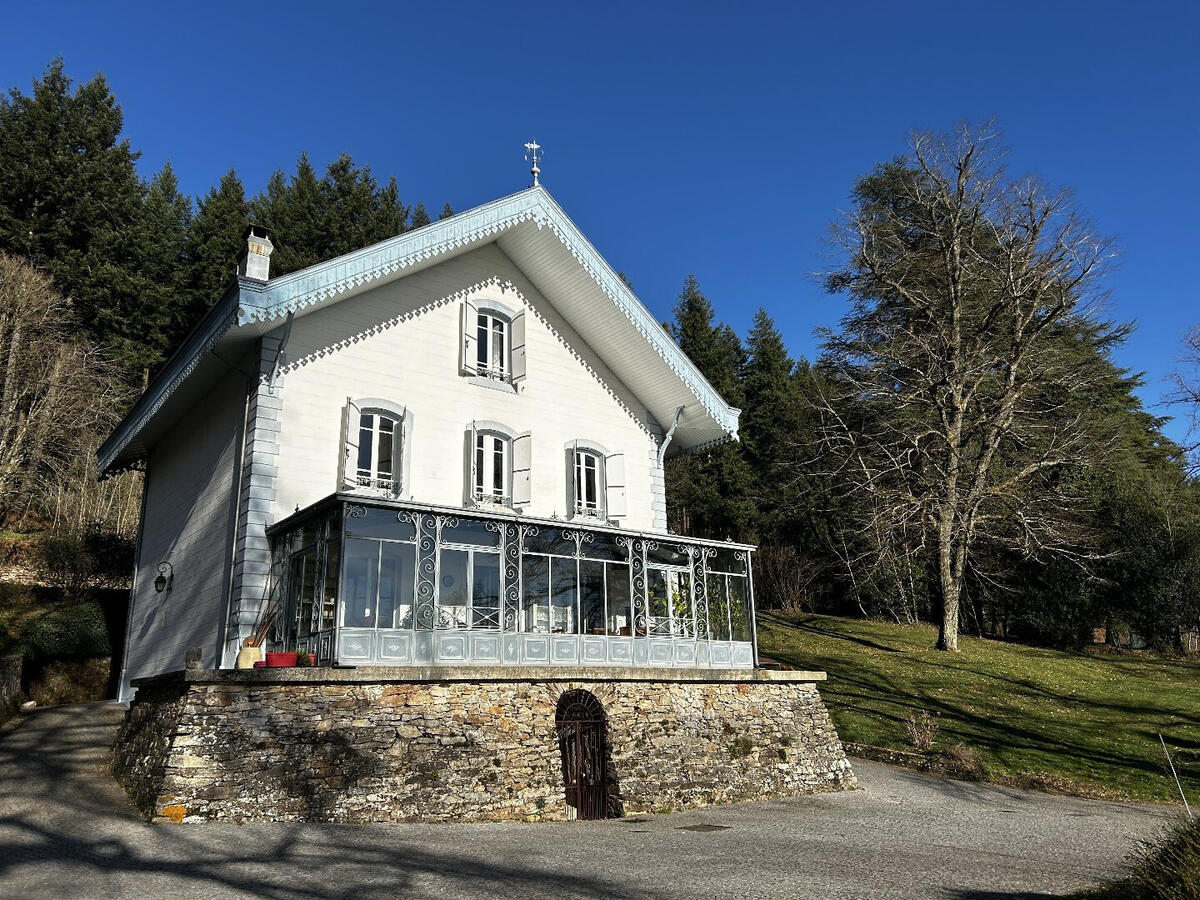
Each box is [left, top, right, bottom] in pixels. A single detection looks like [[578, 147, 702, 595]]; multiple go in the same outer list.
[[555, 690, 609, 820]]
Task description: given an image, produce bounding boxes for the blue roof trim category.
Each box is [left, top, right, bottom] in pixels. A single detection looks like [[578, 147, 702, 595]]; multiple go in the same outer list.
[[240, 185, 739, 438]]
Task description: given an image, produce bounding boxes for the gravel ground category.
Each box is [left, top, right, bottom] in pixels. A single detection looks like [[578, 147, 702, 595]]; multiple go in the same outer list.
[[0, 702, 1174, 899]]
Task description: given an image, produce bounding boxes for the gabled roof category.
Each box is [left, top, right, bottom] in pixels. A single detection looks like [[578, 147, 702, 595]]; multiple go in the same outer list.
[[99, 185, 740, 474]]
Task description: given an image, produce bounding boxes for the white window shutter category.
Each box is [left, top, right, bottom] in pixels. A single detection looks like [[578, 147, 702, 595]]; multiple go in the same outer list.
[[604, 452, 626, 520], [464, 421, 478, 505], [461, 300, 479, 376], [512, 432, 532, 508], [340, 397, 361, 491], [396, 405, 409, 496], [510, 310, 527, 383]]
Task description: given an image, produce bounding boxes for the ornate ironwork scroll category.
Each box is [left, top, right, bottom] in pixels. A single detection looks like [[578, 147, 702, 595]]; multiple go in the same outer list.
[[622, 537, 648, 636], [560, 528, 595, 558], [694, 547, 716, 640], [414, 514, 438, 629]]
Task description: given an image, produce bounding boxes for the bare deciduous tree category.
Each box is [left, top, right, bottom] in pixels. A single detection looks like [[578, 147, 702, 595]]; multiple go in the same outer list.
[[820, 123, 1119, 651], [0, 253, 132, 531]]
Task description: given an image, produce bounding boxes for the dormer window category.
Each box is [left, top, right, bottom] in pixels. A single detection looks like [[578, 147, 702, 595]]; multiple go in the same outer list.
[[340, 398, 412, 497]]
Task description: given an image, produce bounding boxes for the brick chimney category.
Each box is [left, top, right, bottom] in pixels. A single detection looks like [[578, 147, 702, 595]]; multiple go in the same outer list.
[[237, 224, 274, 282]]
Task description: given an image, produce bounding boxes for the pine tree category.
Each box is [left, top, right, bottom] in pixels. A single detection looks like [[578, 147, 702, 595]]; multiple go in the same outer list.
[[665, 275, 754, 539], [438, 203, 454, 220], [410, 201, 431, 229], [251, 153, 324, 275], [0, 59, 165, 378], [182, 170, 248, 339], [130, 163, 191, 369], [740, 309, 802, 537]]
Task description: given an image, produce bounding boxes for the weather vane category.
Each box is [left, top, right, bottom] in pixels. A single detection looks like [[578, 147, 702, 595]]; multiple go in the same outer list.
[[524, 140, 542, 186]]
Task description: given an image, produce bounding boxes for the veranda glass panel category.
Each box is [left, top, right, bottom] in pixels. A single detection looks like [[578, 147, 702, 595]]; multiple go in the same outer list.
[[439, 548, 469, 628], [442, 519, 501, 548], [669, 570, 693, 637], [321, 519, 341, 630], [580, 560, 605, 635], [343, 539, 379, 628], [646, 568, 671, 636], [582, 533, 627, 562], [707, 572, 731, 640], [346, 507, 415, 541], [522, 555, 549, 632], [605, 564, 632, 635], [300, 549, 319, 635], [525, 530, 578, 557], [288, 554, 306, 635], [551, 557, 578, 634], [648, 544, 689, 567], [378, 541, 415, 628], [472, 552, 502, 628], [729, 576, 751, 642]]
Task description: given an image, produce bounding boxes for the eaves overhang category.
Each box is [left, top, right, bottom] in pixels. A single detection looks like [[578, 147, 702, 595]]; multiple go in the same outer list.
[[98, 185, 740, 476]]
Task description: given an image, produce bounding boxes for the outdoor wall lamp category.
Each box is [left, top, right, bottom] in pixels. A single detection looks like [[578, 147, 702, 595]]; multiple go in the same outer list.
[[154, 562, 174, 594]]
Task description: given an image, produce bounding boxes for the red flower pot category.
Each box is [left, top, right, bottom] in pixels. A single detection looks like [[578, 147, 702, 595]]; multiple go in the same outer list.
[[266, 652, 298, 668]]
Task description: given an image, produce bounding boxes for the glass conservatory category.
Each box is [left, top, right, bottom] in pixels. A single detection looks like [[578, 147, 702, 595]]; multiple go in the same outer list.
[[265, 495, 758, 670]]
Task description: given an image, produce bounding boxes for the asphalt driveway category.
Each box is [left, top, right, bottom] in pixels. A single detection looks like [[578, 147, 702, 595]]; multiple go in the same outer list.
[[0, 702, 1173, 899]]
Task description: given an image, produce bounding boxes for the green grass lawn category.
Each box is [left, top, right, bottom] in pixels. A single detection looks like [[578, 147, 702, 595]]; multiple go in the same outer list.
[[758, 612, 1200, 804]]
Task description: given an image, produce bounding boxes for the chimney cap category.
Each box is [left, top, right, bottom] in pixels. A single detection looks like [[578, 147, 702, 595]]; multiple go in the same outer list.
[[243, 223, 272, 243]]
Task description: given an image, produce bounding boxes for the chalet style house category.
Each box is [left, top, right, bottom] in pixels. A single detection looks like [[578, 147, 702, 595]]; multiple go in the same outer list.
[[101, 182, 756, 700]]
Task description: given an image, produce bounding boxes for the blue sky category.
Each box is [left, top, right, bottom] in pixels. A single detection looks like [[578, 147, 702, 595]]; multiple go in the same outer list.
[[3, 2, 1198, 439]]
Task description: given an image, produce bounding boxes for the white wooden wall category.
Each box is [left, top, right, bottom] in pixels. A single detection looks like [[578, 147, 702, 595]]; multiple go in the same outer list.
[[121, 369, 245, 695], [274, 243, 664, 529]]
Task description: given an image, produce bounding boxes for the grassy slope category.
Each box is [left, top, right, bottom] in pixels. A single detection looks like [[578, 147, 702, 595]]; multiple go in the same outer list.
[[759, 612, 1199, 804]]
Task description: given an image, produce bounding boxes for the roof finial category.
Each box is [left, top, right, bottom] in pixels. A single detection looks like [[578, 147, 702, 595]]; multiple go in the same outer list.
[[524, 140, 542, 187]]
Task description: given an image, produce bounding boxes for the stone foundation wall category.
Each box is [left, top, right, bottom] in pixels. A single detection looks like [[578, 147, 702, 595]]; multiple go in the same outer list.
[[114, 667, 855, 823]]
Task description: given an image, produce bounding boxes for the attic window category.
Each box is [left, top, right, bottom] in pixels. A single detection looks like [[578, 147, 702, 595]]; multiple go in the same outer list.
[[476, 311, 509, 381], [461, 300, 526, 386]]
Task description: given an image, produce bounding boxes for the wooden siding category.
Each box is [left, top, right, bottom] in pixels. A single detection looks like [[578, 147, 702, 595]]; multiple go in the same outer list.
[[122, 368, 246, 693], [275, 243, 662, 529]]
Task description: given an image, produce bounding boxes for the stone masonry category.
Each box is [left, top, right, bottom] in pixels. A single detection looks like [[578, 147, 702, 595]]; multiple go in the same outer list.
[[113, 667, 856, 823]]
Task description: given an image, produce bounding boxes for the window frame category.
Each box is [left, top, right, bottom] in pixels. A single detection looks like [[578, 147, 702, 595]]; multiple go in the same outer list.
[[573, 448, 605, 518], [476, 309, 510, 382], [356, 409, 401, 493], [474, 428, 512, 507]]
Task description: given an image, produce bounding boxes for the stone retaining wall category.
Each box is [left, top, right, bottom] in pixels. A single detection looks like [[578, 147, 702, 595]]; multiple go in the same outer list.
[[113, 667, 855, 823]]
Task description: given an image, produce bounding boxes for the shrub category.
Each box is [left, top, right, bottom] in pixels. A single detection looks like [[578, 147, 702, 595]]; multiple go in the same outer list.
[[34, 526, 133, 601], [1086, 815, 1200, 899], [22, 601, 111, 660], [905, 709, 940, 751]]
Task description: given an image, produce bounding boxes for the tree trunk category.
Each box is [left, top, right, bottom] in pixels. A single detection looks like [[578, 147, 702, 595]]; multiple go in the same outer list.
[[936, 517, 960, 651]]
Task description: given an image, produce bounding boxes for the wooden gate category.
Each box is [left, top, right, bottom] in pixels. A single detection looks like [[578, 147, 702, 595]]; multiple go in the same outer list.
[[556, 690, 609, 820]]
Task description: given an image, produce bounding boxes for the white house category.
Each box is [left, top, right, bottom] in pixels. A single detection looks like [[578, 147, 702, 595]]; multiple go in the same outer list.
[[100, 183, 757, 700]]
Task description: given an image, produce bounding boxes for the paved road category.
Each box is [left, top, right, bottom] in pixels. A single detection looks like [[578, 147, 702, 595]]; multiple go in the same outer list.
[[0, 702, 1173, 899]]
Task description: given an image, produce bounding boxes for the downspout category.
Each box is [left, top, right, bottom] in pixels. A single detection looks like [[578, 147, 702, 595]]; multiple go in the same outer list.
[[218, 364, 254, 668], [657, 406, 686, 467]]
